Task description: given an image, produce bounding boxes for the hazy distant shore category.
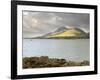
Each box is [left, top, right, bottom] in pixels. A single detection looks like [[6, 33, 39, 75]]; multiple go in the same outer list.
[[23, 37, 89, 39], [23, 56, 89, 69]]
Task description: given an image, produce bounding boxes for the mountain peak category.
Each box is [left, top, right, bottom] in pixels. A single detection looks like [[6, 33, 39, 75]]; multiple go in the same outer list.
[[54, 26, 67, 33]]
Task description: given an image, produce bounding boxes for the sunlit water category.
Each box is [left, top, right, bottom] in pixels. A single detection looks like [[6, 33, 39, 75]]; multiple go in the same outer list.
[[23, 39, 89, 61]]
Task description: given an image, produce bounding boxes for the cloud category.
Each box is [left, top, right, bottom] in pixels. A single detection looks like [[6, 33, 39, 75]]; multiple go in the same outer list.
[[23, 11, 89, 38]]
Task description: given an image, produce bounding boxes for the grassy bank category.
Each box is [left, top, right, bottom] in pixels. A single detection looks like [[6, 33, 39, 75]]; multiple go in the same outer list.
[[23, 56, 89, 69]]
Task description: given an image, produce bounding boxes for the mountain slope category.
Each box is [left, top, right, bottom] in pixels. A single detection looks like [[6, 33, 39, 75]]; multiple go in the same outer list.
[[44, 27, 68, 37], [32, 27, 89, 39], [44, 27, 89, 39]]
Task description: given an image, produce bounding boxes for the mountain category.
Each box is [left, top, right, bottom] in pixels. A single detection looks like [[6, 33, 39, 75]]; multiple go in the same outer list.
[[43, 27, 68, 37], [32, 27, 89, 39], [54, 27, 68, 33]]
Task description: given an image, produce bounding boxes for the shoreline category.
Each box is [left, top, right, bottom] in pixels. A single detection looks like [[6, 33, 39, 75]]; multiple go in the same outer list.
[[23, 38, 89, 40], [23, 56, 89, 69]]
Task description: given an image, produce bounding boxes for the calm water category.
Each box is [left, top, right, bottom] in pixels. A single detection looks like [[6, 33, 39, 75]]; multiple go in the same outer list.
[[23, 39, 90, 61]]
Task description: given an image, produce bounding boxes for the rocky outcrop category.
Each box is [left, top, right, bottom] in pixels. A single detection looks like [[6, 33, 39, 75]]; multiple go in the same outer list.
[[23, 56, 89, 69]]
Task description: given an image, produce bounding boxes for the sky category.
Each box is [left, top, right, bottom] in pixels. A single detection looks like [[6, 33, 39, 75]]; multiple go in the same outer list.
[[23, 11, 90, 38]]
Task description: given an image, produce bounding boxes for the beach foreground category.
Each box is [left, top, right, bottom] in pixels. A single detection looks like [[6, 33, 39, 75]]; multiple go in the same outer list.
[[23, 56, 89, 69]]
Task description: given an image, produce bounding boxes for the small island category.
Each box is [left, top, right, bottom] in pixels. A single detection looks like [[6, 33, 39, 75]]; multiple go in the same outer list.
[[23, 56, 89, 69]]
